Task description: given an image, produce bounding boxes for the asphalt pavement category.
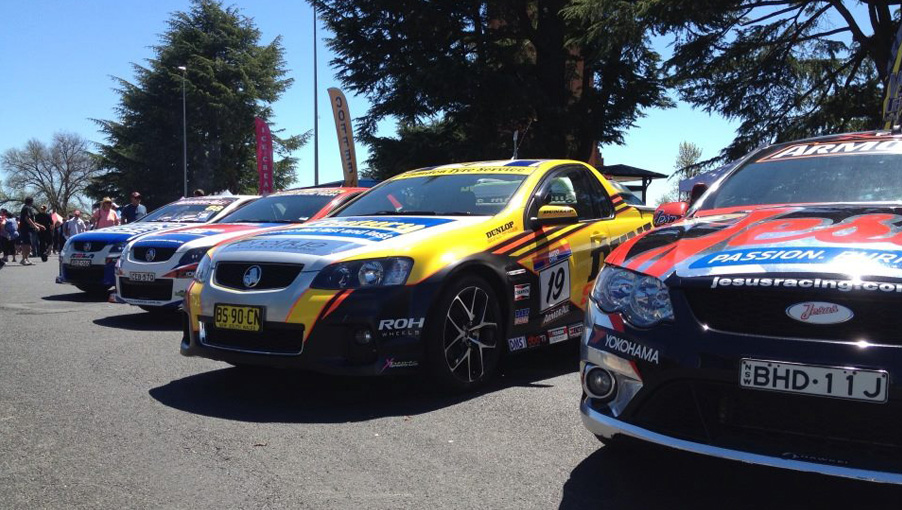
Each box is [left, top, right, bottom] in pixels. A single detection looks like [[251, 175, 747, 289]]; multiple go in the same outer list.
[[1, 257, 900, 509]]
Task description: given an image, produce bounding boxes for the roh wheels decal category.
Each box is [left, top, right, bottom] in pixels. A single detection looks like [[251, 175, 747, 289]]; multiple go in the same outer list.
[[443, 286, 498, 383]]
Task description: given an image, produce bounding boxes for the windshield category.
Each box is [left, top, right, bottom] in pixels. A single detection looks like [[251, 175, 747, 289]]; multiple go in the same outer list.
[[217, 193, 334, 223], [336, 173, 527, 216], [141, 197, 240, 223], [702, 142, 902, 210], [609, 181, 644, 205]]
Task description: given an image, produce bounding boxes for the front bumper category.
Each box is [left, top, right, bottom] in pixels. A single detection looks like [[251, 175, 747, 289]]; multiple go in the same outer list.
[[180, 276, 441, 376], [580, 400, 902, 484], [579, 286, 902, 483], [57, 257, 117, 287]]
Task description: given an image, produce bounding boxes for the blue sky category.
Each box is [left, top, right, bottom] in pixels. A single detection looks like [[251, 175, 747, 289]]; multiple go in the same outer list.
[[2, 1, 748, 204]]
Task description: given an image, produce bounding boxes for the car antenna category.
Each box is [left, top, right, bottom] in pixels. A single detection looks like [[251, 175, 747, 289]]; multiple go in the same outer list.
[[511, 118, 534, 160]]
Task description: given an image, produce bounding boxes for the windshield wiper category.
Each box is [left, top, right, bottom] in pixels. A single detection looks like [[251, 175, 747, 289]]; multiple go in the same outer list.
[[359, 210, 437, 216], [436, 211, 476, 216]]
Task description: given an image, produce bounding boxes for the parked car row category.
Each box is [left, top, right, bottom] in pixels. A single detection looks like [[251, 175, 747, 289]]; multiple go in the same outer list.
[[58, 130, 902, 485]]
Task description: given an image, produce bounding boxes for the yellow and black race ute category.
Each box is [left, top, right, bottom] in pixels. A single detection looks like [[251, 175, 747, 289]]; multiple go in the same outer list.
[[182, 159, 653, 390]]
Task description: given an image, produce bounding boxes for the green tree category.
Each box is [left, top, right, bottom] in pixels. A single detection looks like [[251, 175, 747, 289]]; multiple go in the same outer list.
[[91, 0, 308, 207], [1, 132, 102, 215], [645, 0, 896, 162], [657, 140, 705, 204], [316, 0, 672, 179]]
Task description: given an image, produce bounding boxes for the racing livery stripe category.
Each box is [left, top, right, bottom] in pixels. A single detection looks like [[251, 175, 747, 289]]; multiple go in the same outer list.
[[512, 223, 591, 260], [321, 289, 353, 320], [491, 230, 547, 256]]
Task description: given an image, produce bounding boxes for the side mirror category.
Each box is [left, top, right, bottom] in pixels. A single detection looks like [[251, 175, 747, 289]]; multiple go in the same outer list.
[[532, 205, 579, 228], [653, 202, 688, 227]]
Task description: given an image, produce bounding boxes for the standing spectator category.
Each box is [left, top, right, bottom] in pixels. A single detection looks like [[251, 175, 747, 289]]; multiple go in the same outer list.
[[193, 189, 205, 197], [1, 208, 18, 262], [92, 197, 120, 229], [51, 210, 64, 253], [35, 205, 53, 261], [18, 197, 44, 265], [121, 192, 147, 224], [64, 210, 87, 240]]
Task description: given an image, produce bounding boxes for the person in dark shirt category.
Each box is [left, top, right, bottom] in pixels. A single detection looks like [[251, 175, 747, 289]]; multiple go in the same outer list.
[[17, 197, 44, 265], [35, 205, 53, 261], [121, 191, 148, 224]]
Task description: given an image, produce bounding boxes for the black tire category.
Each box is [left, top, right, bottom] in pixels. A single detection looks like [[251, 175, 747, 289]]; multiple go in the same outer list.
[[75, 284, 111, 296], [425, 275, 502, 392], [139, 305, 173, 314]]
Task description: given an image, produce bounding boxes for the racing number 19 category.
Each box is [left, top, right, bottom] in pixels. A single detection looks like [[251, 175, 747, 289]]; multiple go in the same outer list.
[[540, 260, 571, 311]]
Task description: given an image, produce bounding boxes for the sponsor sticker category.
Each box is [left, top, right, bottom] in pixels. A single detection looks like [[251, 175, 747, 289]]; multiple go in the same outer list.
[[533, 241, 572, 271], [485, 221, 514, 240], [568, 323, 584, 339], [381, 358, 419, 372], [261, 217, 454, 242], [514, 284, 530, 301], [526, 334, 547, 348], [514, 308, 530, 325], [691, 247, 902, 270], [709, 276, 902, 293], [541, 303, 570, 326], [508, 336, 528, 352], [758, 139, 902, 162], [785, 302, 854, 324], [378, 317, 425, 338], [596, 331, 660, 364], [548, 327, 568, 344]]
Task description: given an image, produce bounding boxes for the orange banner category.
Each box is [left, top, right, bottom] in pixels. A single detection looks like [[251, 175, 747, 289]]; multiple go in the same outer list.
[[327, 88, 359, 187]]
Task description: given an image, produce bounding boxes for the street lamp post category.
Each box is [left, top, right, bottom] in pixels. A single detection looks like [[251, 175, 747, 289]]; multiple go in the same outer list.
[[178, 65, 187, 197]]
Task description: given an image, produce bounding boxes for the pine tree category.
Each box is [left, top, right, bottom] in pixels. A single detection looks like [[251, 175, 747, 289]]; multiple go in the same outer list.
[[91, 0, 307, 207]]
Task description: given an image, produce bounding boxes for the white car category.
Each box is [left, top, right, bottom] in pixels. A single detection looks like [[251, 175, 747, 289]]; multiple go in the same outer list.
[[115, 187, 365, 311], [58, 195, 257, 294]]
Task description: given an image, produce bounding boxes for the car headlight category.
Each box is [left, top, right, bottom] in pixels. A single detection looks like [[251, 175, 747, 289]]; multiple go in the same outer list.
[[592, 266, 673, 327], [61, 238, 73, 257], [193, 254, 213, 284], [311, 257, 413, 289], [178, 247, 210, 267], [109, 242, 127, 254]]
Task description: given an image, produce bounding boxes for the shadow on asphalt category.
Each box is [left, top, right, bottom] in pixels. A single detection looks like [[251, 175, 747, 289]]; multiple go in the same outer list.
[[93, 311, 183, 331], [42, 291, 109, 303], [559, 439, 902, 509], [149, 342, 580, 423]]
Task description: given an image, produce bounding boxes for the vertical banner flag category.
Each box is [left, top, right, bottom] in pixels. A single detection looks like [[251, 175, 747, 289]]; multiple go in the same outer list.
[[883, 23, 902, 129], [254, 117, 274, 195], [327, 87, 359, 187]]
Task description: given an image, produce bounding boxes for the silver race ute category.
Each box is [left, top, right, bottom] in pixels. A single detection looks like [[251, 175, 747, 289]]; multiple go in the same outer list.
[[58, 195, 257, 295]]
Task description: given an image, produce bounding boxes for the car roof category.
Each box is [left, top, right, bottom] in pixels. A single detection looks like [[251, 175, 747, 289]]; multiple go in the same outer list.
[[770, 129, 900, 146]]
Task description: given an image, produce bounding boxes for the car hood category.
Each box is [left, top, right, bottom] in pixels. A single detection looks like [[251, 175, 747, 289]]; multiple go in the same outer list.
[[68, 222, 194, 244], [608, 205, 902, 280], [211, 215, 488, 272], [129, 223, 283, 251]]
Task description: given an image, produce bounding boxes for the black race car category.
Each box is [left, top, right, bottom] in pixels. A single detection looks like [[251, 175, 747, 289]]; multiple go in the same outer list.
[[581, 131, 902, 483]]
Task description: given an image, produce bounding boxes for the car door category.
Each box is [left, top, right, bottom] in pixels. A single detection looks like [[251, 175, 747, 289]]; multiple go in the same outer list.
[[519, 164, 616, 330]]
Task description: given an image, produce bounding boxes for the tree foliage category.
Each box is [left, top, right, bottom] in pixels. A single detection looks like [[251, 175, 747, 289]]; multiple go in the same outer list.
[[644, 0, 896, 162], [91, 0, 308, 207], [1, 132, 101, 214], [315, 0, 672, 179]]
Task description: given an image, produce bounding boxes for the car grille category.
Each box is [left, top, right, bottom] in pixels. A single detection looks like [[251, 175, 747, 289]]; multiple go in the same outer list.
[[73, 241, 107, 252], [200, 320, 305, 355], [64, 264, 105, 282], [629, 380, 902, 473], [684, 287, 902, 345], [118, 278, 174, 301], [214, 263, 304, 291], [132, 246, 178, 263]]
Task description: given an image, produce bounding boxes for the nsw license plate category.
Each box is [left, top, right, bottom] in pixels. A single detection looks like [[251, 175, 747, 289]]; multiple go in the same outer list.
[[69, 259, 91, 267], [214, 304, 263, 332], [130, 272, 155, 282], [740, 359, 888, 403]]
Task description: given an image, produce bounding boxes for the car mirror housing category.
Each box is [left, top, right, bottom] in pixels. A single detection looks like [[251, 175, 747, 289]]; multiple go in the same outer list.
[[653, 201, 689, 227], [532, 205, 579, 228]]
